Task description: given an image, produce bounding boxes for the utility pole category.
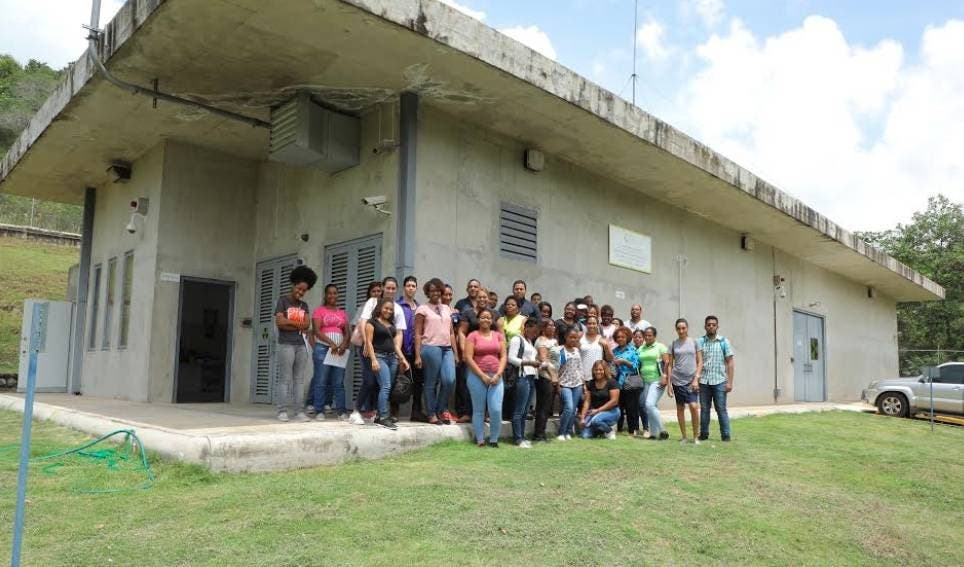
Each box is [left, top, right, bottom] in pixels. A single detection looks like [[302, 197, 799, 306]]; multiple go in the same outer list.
[[632, 0, 638, 106]]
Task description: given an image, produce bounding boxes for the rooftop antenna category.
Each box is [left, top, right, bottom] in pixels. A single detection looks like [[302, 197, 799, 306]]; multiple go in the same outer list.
[[632, 0, 638, 106]]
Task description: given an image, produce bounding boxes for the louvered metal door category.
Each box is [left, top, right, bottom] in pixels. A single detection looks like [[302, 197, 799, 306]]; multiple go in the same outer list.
[[251, 254, 297, 404], [324, 234, 382, 407]]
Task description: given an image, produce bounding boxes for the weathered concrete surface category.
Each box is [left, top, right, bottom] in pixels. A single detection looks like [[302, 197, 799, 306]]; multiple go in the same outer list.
[[0, 0, 941, 302], [0, 393, 868, 472]]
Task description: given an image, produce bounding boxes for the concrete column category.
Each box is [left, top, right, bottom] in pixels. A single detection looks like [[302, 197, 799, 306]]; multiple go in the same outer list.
[[395, 92, 417, 282], [69, 187, 95, 394]]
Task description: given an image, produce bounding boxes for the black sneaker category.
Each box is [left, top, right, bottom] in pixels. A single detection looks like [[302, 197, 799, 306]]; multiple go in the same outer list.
[[698, 434, 709, 441], [487, 441, 499, 448], [375, 417, 397, 430], [721, 436, 731, 442], [659, 431, 669, 440], [389, 416, 399, 424]]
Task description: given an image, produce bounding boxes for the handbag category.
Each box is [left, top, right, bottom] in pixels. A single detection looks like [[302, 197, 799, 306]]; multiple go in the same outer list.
[[623, 373, 644, 390], [390, 367, 414, 404], [504, 336, 526, 389]]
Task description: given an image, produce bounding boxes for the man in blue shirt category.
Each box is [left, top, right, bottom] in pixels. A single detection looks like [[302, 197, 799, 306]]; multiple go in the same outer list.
[[697, 315, 735, 441], [396, 276, 427, 422], [500, 279, 540, 320]]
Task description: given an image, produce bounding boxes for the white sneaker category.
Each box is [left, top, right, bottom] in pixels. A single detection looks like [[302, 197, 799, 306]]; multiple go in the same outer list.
[[642, 430, 652, 439], [294, 412, 310, 422], [314, 412, 326, 421], [565, 434, 572, 441], [277, 411, 290, 422], [693, 438, 701, 446], [556, 435, 567, 442], [348, 411, 365, 425], [518, 440, 532, 449], [605, 430, 617, 440], [338, 413, 350, 422], [323, 404, 332, 413], [679, 437, 688, 445]]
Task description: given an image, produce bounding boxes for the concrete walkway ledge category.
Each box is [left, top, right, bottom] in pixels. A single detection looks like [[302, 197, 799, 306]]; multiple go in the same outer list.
[[0, 394, 867, 473]]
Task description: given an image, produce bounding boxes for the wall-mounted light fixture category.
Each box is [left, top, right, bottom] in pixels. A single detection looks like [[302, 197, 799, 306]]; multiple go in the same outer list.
[[107, 160, 132, 183], [773, 275, 787, 299], [523, 148, 545, 172]]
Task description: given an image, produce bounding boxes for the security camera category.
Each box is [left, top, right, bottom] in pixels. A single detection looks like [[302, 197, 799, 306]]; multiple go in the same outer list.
[[126, 214, 138, 234], [361, 195, 387, 206]]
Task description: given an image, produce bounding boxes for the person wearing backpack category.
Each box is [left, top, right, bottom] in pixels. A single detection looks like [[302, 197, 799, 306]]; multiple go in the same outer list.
[[698, 315, 735, 442], [508, 319, 541, 448]]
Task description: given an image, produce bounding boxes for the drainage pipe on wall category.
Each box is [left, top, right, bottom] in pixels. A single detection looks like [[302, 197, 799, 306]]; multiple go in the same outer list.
[[395, 92, 418, 282], [86, 0, 269, 129], [772, 247, 780, 403], [69, 188, 96, 394]]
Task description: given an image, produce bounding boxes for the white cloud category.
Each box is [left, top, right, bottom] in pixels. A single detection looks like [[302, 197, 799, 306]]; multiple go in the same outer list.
[[678, 16, 964, 231], [437, 0, 486, 22], [687, 0, 725, 28], [0, 0, 125, 68], [636, 18, 670, 62], [499, 25, 558, 60]]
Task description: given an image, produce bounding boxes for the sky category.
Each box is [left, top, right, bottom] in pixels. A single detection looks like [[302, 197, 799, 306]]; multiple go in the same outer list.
[[2, 0, 963, 232]]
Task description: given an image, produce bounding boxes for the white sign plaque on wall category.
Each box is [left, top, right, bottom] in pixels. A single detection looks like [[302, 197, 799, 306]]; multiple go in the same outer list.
[[608, 225, 652, 274]]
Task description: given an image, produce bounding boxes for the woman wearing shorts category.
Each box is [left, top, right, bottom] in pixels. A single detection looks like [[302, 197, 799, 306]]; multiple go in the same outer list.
[[666, 318, 703, 445]]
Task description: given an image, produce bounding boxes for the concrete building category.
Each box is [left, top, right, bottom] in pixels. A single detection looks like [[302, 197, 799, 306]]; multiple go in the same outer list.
[[0, 0, 943, 409]]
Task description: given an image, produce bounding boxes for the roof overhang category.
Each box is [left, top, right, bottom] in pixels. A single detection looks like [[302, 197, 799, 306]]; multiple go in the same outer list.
[[0, 0, 944, 302]]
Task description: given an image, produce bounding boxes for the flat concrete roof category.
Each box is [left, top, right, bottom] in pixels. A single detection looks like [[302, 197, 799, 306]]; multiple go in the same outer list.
[[0, 0, 944, 302]]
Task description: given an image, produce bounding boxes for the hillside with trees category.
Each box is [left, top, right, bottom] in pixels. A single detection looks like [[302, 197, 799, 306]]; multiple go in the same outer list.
[[0, 54, 82, 232]]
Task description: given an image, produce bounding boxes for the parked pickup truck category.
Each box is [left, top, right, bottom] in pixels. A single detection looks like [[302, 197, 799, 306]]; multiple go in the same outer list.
[[862, 362, 964, 417]]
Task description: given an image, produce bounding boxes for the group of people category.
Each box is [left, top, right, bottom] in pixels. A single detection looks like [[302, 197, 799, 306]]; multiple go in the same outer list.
[[274, 267, 735, 448]]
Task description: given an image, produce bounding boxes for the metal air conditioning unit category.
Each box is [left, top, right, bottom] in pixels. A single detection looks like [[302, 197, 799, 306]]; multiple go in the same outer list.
[[269, 92, 360, 172]]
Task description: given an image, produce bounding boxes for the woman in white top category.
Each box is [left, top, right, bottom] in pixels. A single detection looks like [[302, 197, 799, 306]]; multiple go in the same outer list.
[[508, 319, 541, 448], [579, 315, 613, 382], [557, 328, 584, 440], [351, 281, 383, 417], [533, 319, 560, 443]]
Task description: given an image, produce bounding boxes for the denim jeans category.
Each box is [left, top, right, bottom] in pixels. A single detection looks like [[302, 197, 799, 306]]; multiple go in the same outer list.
[[276, 343, 308, 414], [455, 363, 472, 417], [643, 382, 665, 436], [311, 344, 347, 414], [512, 374, 535, 442], [421, 345, 455, 417], [699, 382, 731, 439], [558, 386, 583, 437], [580, 407, 621, 438], [355, 352, 396, 417], [467, 370, 503, 443]]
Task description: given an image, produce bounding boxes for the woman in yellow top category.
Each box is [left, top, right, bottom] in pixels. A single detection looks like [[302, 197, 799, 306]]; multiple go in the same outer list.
[[496, 296, 527, 342], [496, 296, 527, 418]]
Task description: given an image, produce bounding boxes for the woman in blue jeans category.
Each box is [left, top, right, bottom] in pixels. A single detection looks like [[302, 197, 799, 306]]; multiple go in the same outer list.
[[556, 328, 584, 441], [351, 298, 410, 430], [463, 308, 507, 447], [308, 283, 351, 420], [414, 278, 459, 425], [509, 319, 542, 448], [579, 360, 621, 439]]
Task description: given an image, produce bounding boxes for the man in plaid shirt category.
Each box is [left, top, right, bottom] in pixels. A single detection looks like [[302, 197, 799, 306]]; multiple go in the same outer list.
[[697, 315, 735, 441]]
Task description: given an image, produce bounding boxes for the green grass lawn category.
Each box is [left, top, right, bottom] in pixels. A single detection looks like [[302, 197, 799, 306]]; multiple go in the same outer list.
[[0, 410, 961, 566], [0, 236, 78, 374]]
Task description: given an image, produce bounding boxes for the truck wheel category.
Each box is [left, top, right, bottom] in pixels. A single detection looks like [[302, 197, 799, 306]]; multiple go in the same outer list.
[[877, 393, 909, 418]]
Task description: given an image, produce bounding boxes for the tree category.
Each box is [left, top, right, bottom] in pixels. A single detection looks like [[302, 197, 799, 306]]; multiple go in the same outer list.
[[859, 195, 964, 374], [0, 54, 82, 233]]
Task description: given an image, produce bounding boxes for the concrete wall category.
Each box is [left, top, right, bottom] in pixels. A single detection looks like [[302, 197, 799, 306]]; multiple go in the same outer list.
[[147, 141, 259, 403], [81, 143, 165, 400], [412, 105, 897, 405]]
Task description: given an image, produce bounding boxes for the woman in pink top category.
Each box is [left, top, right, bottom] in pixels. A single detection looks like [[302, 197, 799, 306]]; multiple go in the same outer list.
[[309, 284, 351, 419], [463, 308, 508, 447], [414, 278, 459, 425]]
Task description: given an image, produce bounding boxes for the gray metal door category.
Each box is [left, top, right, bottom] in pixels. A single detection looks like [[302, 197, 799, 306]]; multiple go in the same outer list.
[[793, 311, 826, 402], [251, 254, 297, 404], [324, 234, 382, 407]]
